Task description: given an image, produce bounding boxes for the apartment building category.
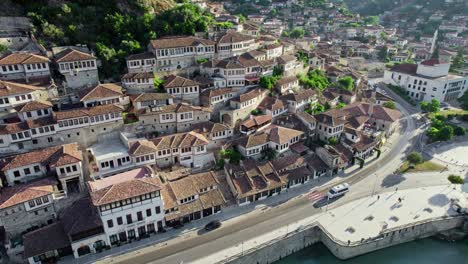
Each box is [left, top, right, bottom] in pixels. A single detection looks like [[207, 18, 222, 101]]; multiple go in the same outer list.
[[121, 72, 155, 94], [280, 89, 317, 113], [0, 80, 49, 112], [133, 36, 216, 72], [216, 31, 257, 59], [131, 93, 174, 111], [219, 88, 269, 127], [55, 48, 99, 90], [236, 125, 304, 158], [163, 75, 201, 105], [160, 170, 226, 227], [0, 52, 51, 84], [137, 103, 211, 134], [0, 143, 84, 193], [88, 167, 165, 247], [79, 83, 125, 107], [383, 59, 468, 102]]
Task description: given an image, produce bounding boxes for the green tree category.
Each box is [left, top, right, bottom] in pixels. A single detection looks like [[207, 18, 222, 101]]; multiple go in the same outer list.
[[448, 175, 464, 184], [260, 75, 279, 90], [299, 69, 329, 90], [220, 149, 242, 164], [261, 147, 277, 161], [378, 46, 389, 62], [453, 126, 466, 136], [337, 76, 355, 91], [427, 127, 439, 140], [438, 125, 454, 141], [336, 102, 346, 109], [0, 44, 7, 53], [290, 28, 305, 39], [237, 14, 246, 24], [383, 101, 396, 109], [154, 76, 165, 92], [420, 99, 440, 113], [364, 16, 379, 26], [407, 152, 423, 164], [450, 48, 465, 71], [328, 137, 338, 145]]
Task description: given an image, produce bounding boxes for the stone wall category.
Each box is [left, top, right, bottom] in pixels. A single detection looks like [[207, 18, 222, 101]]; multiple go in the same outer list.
[[223, 216, 465, 264]]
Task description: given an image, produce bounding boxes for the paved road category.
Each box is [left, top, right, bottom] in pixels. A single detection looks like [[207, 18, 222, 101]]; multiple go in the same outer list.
[[95, 97, 423, 264]]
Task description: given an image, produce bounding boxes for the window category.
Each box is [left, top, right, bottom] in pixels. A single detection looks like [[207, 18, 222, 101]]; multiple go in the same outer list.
[[107, 219, 114, 228], [13, 171, 20, 177], [117, 217, 123, 225], [155, 206, 161, 214], [146, 209, 152, 217], [128, 229, 136, 239], [137, 211, 143, 221], [29, 201, 35, 207], [24, 168, 31, 175], [126, 214, 133, 224], [42, 196, 49, 203], [110, 234, 119, 245], [34, 165, 40, 173], [35, 198, 43, 206]]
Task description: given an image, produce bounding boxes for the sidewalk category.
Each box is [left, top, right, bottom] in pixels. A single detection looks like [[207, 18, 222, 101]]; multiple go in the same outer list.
[[194, 184, 463, 264]]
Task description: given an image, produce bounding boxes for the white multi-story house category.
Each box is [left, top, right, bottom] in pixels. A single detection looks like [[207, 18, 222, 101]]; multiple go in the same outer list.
[[163, 75, 201, 105], [0, 143, 84, 193], [280, 89, 317, 113], [264, 43, 283, 60], [216, 31, 256, 59], [0, 52, 51, 84], [55, 48, 99, 90], [131, 93, 174, 111], [0, 178, 60, 248], [315, 110, 347, 141], [79, 83, 125, 107], [383, 59, 468, 102], [219, 88, 269, 127], [0, 80, 49, 112], [88, 167, 165, 247], [275, 76, 299, 95], [137, 103, 211, 134], [147, 36, 216, 72], [236, 125, 304, 158], [121, 72, 155, 94]]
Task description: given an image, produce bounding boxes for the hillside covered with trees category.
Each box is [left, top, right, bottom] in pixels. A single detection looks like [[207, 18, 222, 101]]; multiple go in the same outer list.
[[6, 0, 214, 79]]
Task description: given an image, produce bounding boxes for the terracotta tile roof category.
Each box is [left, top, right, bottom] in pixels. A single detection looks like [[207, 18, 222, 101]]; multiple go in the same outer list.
[[0, 53, 49, 65], [150, 36, 215, 49], [237, 54, 261, 67], [296, 112, 316, 123], [128, 140, 157, 156], [191, 121, 231, 136], [241, 114, 272, 129], [26, 116, 57, 129], [164, 75, 200, 88], [89, 177, 161, 206], [0, 177, 56, 209], [14, 100, 52, 113], [421, 58, 444, 66], [54, 104, 123, 120], [275, 76, 298, 86], [127, 52, 154, 60], [60, 197, 103, 239], [169, 171, 218, 201], [280, 89, 316, 102], [271, 153, 306, 172], [23, 222, 70, 258], [277, 54, 296, 64], [200, 87, 233, 98], [0, 143, 82, 171], [237, 132, 269, 148], [121, 72, 154, 80], [262, 125, 304, 145], [0, 120, 30, 135], [390, 63, 417, 75], [217, 32, 255, 44], [0, 80, 42, 96], [55, 48, 96, 62], [151, 131, 209, 150], [258, 97, 285, 112], [278, 166, 311, 182], [79, 83, 123, 101], [233, 88, 267, 103], [132, 93, 173, 103], [315, 109, 347, 127], [141, 102, 211, 115]]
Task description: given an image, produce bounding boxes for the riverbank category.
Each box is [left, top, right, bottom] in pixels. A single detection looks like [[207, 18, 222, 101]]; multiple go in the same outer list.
[[276, 237, 468, 264]]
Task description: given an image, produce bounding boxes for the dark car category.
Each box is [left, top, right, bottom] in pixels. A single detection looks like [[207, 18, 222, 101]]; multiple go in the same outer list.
[[204, 220, 221, 231]]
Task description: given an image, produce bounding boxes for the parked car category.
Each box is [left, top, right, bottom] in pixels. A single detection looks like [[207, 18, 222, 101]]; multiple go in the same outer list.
[[204, 220, 221, 231], [327, 183, 350, 199]]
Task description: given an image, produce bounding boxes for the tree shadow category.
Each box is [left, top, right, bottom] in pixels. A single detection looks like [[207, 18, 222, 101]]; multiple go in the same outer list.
[[381, 174, 406, 188], [428, 193, 450, 207]]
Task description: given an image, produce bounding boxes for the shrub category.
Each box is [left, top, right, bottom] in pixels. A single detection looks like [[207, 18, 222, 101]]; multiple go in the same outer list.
[[407, 152, 423, 164], [448, 175, 464, 184]]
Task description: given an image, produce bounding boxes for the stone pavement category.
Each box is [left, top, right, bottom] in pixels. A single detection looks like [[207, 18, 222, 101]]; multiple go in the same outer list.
[[193, 184, 465, 264]]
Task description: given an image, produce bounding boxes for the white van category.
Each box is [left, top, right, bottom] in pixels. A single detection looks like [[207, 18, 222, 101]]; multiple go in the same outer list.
[[327, 183, 350, 199]]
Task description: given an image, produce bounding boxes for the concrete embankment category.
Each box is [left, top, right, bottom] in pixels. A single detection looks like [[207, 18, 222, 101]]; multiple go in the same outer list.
[[221, 216, 465, 264]]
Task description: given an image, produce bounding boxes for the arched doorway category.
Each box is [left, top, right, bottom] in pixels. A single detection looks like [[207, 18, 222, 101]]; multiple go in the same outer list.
[[77, 245, 91, 257], [221, 113, 232, 126]]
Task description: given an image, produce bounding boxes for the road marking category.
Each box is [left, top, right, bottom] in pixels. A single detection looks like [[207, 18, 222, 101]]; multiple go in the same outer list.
[[307, 191, 324, 201]]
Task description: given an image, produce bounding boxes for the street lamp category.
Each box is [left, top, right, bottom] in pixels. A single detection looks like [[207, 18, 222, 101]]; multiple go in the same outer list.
[[371, 173, 378, 197]]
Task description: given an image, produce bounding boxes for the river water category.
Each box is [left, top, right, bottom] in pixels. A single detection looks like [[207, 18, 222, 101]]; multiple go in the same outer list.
[[276, 238, 468, 264]]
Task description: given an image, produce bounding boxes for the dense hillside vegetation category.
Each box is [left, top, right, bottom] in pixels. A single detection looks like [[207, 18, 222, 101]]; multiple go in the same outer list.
[[5, 0, 214, 79]]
